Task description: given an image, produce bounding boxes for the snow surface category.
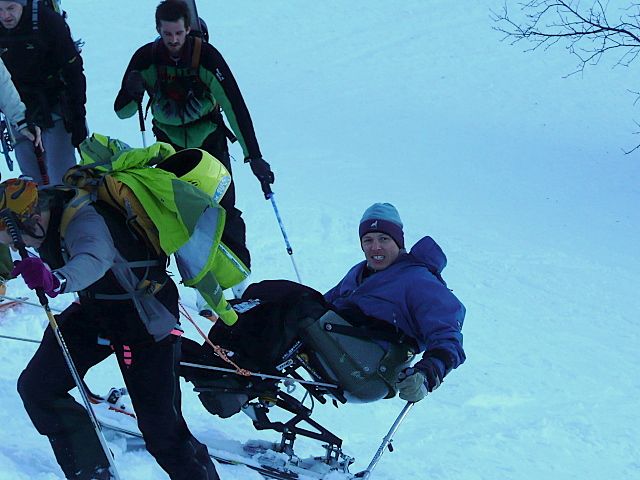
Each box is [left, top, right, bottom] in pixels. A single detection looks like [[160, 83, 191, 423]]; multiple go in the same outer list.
[[1, 0, 639, 479]]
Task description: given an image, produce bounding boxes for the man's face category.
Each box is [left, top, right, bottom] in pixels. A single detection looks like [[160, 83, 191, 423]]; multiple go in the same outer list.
[[361, 232, 400, 272], [0, 1, 23, 30], [157, 19, 191, 56]]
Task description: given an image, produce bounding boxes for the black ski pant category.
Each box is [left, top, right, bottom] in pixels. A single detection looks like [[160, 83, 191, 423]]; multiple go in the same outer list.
[[17, 303, 219, 480], [153, 125, 251, 269]]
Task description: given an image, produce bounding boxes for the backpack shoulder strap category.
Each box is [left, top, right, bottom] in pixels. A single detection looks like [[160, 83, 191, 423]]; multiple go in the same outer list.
[[58, 186, 164, 301], [59, 188, 91, 240], [190, 36, 203, 76], [31, 0, 40, 31], [151, 37, 168, 91]]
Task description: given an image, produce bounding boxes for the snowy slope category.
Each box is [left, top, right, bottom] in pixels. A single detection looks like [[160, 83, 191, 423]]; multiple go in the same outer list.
[[0, 0, 639, 479]]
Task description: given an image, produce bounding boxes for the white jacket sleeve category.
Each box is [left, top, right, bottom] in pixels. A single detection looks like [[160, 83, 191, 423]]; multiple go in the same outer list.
[[0, 58, 27, 131]]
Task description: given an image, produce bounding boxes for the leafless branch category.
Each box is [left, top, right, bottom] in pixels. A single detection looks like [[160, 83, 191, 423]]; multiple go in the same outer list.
[[492, 1, 640, 154], [491, 1, 640, 75]]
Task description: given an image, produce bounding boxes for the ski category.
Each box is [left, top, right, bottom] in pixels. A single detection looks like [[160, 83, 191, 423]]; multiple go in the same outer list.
[[0, 294, 63, 312], [88, 387, 136, 419], [183, 0, 203, 37], [0, 297, 28, 314], [98, 418, 353, 480]]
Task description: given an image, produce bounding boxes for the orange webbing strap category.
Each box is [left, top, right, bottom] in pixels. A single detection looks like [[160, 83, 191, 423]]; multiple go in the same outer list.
[[178, 302, 251, 377], [190, 36, 203, 74]]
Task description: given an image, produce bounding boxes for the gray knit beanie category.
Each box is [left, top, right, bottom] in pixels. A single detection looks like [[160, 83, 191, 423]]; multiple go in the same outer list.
[[358, 203, 404, 249]]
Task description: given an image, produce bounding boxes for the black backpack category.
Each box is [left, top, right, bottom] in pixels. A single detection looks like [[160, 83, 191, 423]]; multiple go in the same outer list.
[[31, 0, 83, 52]]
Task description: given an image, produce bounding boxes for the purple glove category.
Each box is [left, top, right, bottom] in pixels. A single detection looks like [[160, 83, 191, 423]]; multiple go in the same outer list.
[[11, 257, 60, 298]]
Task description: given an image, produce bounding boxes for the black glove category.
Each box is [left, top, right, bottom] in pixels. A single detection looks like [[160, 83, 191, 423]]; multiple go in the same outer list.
[[249, 157, 275, 198], [413, 356, 446, 392], [70, 119, 88, 148], [125, 70, 146, 103]]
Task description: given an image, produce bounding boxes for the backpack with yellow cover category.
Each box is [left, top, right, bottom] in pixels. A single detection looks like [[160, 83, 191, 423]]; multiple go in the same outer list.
[[61, 133, 246, 325]]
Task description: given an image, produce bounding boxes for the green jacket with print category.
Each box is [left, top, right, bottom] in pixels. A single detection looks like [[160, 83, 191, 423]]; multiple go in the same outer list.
[[114, 36, 261, 160]]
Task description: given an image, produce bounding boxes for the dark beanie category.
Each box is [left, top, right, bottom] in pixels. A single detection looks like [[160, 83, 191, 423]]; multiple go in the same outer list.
[[358, 203, 404, 249], [13, 0, 27, 5]]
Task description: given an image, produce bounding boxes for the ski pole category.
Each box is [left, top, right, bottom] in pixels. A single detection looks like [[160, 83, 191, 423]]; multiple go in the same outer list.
[[180, 361, 338, 389], [358, 401, 415, 480], [0, 209, 122, 480], [137, 102, 147, 148], [266, 193, 302, 283], [0, 333, 40, 344]]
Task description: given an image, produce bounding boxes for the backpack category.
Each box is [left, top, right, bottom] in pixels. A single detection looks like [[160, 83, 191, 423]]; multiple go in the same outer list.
[[61, 133, 247, 326], [35, 0, 61, 14], [31, 0, 83, 52]]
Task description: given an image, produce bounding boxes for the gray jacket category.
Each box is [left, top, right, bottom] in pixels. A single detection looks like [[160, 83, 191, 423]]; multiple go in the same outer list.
[[52, 203, 178, 342]]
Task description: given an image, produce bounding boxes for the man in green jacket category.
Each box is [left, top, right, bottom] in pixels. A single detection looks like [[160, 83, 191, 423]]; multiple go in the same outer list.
[[114, 0, 274, 271]]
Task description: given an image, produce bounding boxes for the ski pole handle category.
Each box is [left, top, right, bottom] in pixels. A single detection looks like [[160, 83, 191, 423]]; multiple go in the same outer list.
[[1, 208, 26, 257], [0, 208, 49, 306], [35, 145, 50, 186], [137, 102, 147, 148], [137, 102, 146, 133]]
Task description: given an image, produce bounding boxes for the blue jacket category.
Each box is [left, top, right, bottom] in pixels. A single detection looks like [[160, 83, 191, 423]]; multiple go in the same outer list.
[[324, 236, 466, 372]]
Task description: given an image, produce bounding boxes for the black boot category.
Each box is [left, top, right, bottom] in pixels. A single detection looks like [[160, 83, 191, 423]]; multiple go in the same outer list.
[[77, 466, 114, 480], [49, 429, 111, 480]]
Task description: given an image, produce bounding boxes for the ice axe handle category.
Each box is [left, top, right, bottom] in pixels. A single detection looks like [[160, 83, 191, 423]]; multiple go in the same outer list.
[[261, 180, 273, 199]]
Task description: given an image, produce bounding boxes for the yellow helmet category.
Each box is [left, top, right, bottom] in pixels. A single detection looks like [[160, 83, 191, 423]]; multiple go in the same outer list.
[[156, 148, 231, 202], [0, 178, 39, 231]]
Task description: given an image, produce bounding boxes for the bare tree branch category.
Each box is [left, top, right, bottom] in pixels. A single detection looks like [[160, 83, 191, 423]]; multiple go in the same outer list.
[[491, 1, 640, 75], [491, 1, 640, 153]]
